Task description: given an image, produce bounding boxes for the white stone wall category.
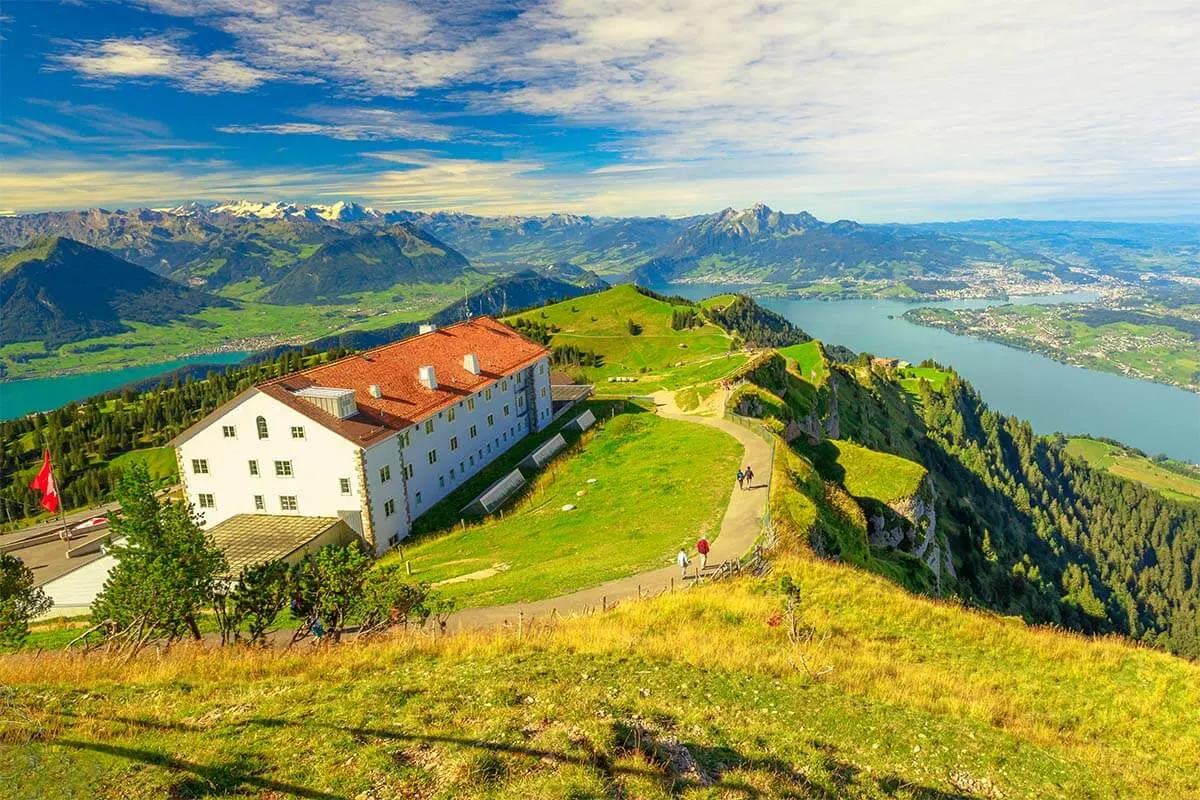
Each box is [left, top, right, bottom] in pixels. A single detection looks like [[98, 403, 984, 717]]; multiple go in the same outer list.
[[531, 357, 553, 430], [362, 436, 410, 553], [398, 356, 551, 528], [176, 391, 367, 531]]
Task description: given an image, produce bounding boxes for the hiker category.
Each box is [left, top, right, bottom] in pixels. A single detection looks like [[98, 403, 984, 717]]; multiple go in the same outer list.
[[744, 465, 755, 488], [736, 469, 745, 490], [696, 535, 710, 571], [677, 548, 690, 578]]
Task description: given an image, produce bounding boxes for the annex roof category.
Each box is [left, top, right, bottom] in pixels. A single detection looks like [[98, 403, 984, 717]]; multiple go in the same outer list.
[[207, 514, 355, 575], [256, 316, 549, 446]]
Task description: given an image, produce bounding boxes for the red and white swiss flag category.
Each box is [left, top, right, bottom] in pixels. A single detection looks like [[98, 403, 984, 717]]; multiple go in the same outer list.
[[29, 449, 60, 514]]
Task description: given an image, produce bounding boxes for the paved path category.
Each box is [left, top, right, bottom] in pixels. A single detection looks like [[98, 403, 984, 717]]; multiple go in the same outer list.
[[447, 390, 772, 631]]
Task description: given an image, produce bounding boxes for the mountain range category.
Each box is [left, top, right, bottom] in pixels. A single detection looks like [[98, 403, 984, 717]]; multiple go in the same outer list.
[[0, 237, 228, 347], [0, 201, 1047, 295]]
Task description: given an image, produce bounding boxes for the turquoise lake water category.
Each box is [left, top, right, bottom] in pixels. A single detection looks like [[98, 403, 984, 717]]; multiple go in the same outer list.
[[0, 352, 251, 421], [657, 285, 1200, 463]]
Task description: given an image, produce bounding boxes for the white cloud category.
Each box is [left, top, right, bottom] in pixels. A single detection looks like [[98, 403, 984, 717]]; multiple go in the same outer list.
[[27, 0, 1200, 218], [55, 37, 278, 93], [216, 106, 457, 142]]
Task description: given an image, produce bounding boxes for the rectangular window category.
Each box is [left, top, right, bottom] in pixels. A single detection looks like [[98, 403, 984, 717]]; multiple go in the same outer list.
[[280, 495, 298, 511], [424, 419, 435, 435], [469, 424, 477, 438], [192, 459, 209, 475], [439, 475, 445, 488], [274, 460, 293, 477], [415, 491, 423, 506], [384, 499, 396, 517], [380, 465, 392, 482], [485, 388, 492, 401], [253, 494, 264, 510], [339, 478, 351, 495], [467, 397, 475, 411], [399, 430, 411, 448], [450, 469, 456, 481], [469, 455, 475, 467], [403, 463, 414, 479], [222, 425, 236, 438], [291, 426, 306, 439], [248, 459, 259, 476], [447, 408, 456, 422], [501, 380, 508, 391], [487, 414, 494, 427], [198, 493, 215, 509], [503, 404, 510, 416], [427, 449, 438, 465], [449, 436, 459, 451]]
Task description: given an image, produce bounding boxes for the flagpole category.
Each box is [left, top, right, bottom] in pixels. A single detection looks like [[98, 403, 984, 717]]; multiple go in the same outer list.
[[52, 457, 68, 555]]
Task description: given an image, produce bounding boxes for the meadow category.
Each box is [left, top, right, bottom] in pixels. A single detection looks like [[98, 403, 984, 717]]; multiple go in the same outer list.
[[386, 409, 741, 609], [3, 549, 1197, 799]]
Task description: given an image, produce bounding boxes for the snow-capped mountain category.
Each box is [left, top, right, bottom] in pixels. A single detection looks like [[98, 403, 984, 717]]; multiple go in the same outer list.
[[198, 200, 384, 222]]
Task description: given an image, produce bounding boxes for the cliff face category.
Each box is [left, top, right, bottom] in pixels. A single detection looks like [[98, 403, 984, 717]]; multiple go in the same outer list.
[[866, 476, 956, 589]]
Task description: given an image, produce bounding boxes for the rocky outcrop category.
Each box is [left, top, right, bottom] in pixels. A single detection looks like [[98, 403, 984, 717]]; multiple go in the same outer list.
[[865, 476, 955, 589]]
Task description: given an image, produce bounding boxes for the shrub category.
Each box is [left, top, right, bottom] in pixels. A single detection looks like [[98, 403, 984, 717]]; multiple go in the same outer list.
[[0, 553, 52, 650]]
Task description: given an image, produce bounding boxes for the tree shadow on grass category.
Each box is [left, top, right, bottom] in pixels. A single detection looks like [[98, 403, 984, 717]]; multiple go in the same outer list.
[[53, 739, 345, 800], [62, 713, 985, 799], [244, 718, 985, 799]]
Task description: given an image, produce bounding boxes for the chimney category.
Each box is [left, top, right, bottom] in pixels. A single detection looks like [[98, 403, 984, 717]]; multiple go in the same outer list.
[[463, 353, 481, 375], [419, 323, 437, 334], [418, 365, 437, 389], [369, 384, 382, 399]]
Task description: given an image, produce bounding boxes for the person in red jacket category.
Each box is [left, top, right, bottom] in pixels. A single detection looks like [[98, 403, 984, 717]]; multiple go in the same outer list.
[[696, 535, 711, 572]]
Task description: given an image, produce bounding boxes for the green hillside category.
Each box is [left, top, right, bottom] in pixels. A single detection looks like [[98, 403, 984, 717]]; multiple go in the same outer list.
[[0, 237, 229, 348], [812, 438, 927, 505], [1066, 437, 1200, 504], [3, 550, 1197, 799], [389, 409, 739, 609], [506, 284, 747, 389]]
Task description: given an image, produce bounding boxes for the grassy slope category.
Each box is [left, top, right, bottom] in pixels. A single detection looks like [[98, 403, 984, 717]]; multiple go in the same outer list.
[[819, 439, 927, 505], [778, 340, 828, 386], [108, 447, 177, 484], [390, 411, 740, 609], [1066, 437, 1200, 504], [3, 553, 1197, 799], [507, 285, 749, 391]]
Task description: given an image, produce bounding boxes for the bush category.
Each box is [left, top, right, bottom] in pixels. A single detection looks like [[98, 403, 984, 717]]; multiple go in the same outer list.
[[92, 463, 226, 652], [0, 553, 52, 650], [289, 544, 371, 643]]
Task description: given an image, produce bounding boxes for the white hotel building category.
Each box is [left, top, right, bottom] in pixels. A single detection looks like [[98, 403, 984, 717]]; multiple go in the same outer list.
[[172, 317, 553, 554]]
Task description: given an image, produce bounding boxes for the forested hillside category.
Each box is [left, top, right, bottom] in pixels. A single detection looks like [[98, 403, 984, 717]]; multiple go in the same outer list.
[[737, 349, 1200, 657]]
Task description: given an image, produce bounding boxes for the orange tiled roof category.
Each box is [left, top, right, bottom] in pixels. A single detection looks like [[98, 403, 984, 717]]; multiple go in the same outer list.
[[257, 317, 548, 445]]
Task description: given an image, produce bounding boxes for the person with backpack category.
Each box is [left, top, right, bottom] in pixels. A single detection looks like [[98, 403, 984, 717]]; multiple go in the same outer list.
[[696, 535, 711, 571], [736, 469, 745, 490], [677, 548, 690, 579], [744, 465, 755, 488]]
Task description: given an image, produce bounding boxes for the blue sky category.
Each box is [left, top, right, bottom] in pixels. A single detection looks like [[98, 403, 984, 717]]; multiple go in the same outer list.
[[1, 0, 1197, 221]]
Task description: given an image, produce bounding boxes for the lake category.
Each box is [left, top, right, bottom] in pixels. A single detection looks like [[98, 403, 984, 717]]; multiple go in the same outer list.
[[0, 352, 252, 421], [657, 285, 1200, 463]]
